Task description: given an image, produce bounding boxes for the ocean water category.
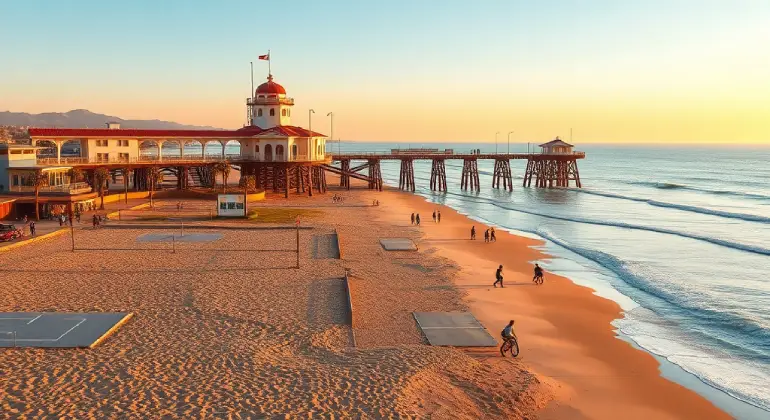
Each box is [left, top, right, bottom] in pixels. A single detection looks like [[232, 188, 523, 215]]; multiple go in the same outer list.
[[330, 142, 770, 415]]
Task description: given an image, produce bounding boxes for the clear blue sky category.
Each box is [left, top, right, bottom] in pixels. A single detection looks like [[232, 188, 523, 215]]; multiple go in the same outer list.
[[2, 0, 769, 143]]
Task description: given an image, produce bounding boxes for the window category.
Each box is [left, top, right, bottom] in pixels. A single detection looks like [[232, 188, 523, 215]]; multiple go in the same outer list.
[[118, 153, 130, 161], [288, 109, 291, 117], [118, 140, 129, 147], [96, 139, 108, 147], [281, 109, 286, 117], [255, 145, 259, 153], [276, 145, 284, 156], [97, 153, 109, 161], [292, 144, 298, 158], [269, 108, 275, 117], [257, 108, 263, 117], [317, 145, 322, 156]]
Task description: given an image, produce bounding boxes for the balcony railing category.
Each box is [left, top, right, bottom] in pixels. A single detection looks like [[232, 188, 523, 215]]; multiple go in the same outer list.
[[36, 153, 327, 166], [9, 182, 92, 195]]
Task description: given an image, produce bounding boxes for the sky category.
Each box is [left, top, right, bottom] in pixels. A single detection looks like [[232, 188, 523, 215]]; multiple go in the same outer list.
[[1, 0, 769, 144]]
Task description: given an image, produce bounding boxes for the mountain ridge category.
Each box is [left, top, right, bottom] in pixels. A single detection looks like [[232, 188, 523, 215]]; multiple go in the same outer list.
[[0, 109, 224, 130]]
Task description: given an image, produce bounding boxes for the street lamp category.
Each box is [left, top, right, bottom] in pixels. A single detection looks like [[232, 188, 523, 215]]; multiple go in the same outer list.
[[507, 131, 514, 154], [327, 112, 335, 155], [495, 132, 500, 154], [309, 109, 315, 133]]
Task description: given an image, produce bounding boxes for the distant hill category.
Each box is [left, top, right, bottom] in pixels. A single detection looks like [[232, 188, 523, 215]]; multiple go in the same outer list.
[[0, 109, 224, 130]]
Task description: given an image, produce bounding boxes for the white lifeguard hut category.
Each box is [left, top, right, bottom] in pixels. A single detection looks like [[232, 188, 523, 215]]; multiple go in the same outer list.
[[539, 137, 574, 154]]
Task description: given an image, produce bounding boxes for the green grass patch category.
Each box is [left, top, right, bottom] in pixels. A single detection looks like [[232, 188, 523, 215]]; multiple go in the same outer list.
[[246, 207, 323, 223]]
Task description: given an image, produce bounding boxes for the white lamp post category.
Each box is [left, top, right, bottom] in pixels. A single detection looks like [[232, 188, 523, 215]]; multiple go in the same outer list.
[[507, 131, 514, 154], [495, 131, 500, 154]]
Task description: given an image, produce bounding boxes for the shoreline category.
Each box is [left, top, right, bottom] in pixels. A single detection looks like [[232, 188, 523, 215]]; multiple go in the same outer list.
[[364, 185, 732, 419]]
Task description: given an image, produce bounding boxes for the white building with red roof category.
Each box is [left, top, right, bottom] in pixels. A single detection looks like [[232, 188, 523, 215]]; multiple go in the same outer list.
[[26, 73, 327, 165]]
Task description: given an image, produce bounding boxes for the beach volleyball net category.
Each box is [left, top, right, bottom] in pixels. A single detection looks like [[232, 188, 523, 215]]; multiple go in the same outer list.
[[115, 209, 215, 222]]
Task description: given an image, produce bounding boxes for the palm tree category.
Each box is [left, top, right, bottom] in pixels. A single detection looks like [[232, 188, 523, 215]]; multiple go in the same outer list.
[[93, 167, 110, 210], [212, 161, 231, 193], [32, 170, 49, 221], [147, 166, 162, 208]]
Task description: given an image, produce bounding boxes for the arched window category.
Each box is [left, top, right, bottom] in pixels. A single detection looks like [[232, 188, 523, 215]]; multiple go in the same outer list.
[[270, 108, 275, 117], [317, 145, 322, 156], [276, 145, 284, 158], [281, 109, 287, 117], [257, 108, 263, 117], [255, 145, 259, 153], [287, 109, 291, 117], [292, 144, 298, 158], [264, 144, 273, 161]]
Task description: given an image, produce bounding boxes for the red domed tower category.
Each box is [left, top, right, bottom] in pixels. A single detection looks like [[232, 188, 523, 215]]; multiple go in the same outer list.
[[247, 74, 294, 128]]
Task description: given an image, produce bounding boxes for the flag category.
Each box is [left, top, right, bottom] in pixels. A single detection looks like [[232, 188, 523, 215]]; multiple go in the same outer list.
[[258, 54, 270, 60]]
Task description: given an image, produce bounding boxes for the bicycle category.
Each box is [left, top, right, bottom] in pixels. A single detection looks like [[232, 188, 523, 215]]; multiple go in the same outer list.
[[500, 336, 519, 357]]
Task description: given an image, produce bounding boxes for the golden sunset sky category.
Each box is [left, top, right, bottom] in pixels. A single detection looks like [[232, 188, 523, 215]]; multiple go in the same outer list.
[[2, 1, 769, 144]]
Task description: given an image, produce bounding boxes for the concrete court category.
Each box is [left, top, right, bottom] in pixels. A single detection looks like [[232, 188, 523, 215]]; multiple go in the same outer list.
[[0, 312, 133, 348], [413, 311, 497, 347], [379, 238, 418, 251]]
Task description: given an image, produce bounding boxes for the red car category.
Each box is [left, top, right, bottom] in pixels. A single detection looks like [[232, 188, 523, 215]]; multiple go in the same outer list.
[[0, 224, 23, 242]]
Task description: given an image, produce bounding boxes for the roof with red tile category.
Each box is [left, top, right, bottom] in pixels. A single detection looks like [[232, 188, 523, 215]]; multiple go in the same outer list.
[[255, 75, 286, 95], [258, 126, 326, 137], [28, 124, 325, 139], [28, 127, 254, 138]]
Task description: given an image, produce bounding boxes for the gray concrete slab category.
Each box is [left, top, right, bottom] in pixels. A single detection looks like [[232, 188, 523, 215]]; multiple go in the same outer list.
[[413, 311, 497, 347], [137, 233, 223, 243], [379, 238, 418, 251], [0, 312, 133, 348]]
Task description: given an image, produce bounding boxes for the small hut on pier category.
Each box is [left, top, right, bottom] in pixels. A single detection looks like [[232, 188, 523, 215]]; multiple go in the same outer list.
[[539, 137, 574, 154]]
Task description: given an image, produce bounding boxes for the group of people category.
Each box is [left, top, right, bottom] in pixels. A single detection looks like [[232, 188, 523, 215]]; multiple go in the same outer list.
[[410, 213, 421, 225], [372, 199, 380, 206], [493, 263, 544, 289], [469, 226, 496, 242], [432, 210, 441, 223], [332, 194, 345, 204]]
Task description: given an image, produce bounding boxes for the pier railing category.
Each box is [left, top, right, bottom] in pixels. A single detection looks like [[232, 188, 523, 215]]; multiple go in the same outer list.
[[36, 153, 325, 166]]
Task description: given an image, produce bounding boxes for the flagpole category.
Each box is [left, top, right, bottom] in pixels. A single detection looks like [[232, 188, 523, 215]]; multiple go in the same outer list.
[[250, 61, 254, 98], [268, 49, 271, 76]]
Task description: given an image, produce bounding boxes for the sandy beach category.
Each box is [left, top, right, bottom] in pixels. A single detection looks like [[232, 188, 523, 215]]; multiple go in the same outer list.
[[0, 181, 730, 418]]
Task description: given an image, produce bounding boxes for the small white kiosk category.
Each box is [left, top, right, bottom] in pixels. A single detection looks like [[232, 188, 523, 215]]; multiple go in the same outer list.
[[217, 194, 246, 217]]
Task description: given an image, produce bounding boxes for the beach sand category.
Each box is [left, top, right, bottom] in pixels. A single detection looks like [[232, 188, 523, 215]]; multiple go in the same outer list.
[[354, 184, 730, 420], [0, 180, 730, 419]]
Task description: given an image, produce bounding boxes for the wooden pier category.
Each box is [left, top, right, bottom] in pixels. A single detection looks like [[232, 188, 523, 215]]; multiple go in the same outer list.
[[323, 150, 584, 192]]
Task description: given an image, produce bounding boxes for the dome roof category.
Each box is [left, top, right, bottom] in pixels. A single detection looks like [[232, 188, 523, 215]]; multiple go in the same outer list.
[[256, 75, 286, 95]]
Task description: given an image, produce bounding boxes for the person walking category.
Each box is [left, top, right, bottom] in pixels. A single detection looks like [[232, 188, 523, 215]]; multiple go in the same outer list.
[[432, 210, 436, 223], [416, 213, 421, 226], [92, 214, 98, 228], [490, 227, 497, 242], [58, 215, 63, 227], [493, 265, 504, 288], [411, 213, 415, 225], [484, 229, 490, 243], [437, 211, 441, 223], [29, 221, 36, 236], [471, 226, 476, 240]]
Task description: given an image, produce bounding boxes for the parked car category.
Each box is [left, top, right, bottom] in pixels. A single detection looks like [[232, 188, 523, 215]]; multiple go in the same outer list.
[[0, 224, 23, 242]]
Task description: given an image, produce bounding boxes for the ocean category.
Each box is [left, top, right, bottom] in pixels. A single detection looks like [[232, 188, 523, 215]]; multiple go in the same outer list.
[[329, 142, 770, 416]]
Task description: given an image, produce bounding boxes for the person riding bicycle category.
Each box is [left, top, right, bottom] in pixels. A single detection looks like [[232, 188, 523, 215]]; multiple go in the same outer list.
[[533, 264, 544, 282], [501, 320, 517, 342]]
